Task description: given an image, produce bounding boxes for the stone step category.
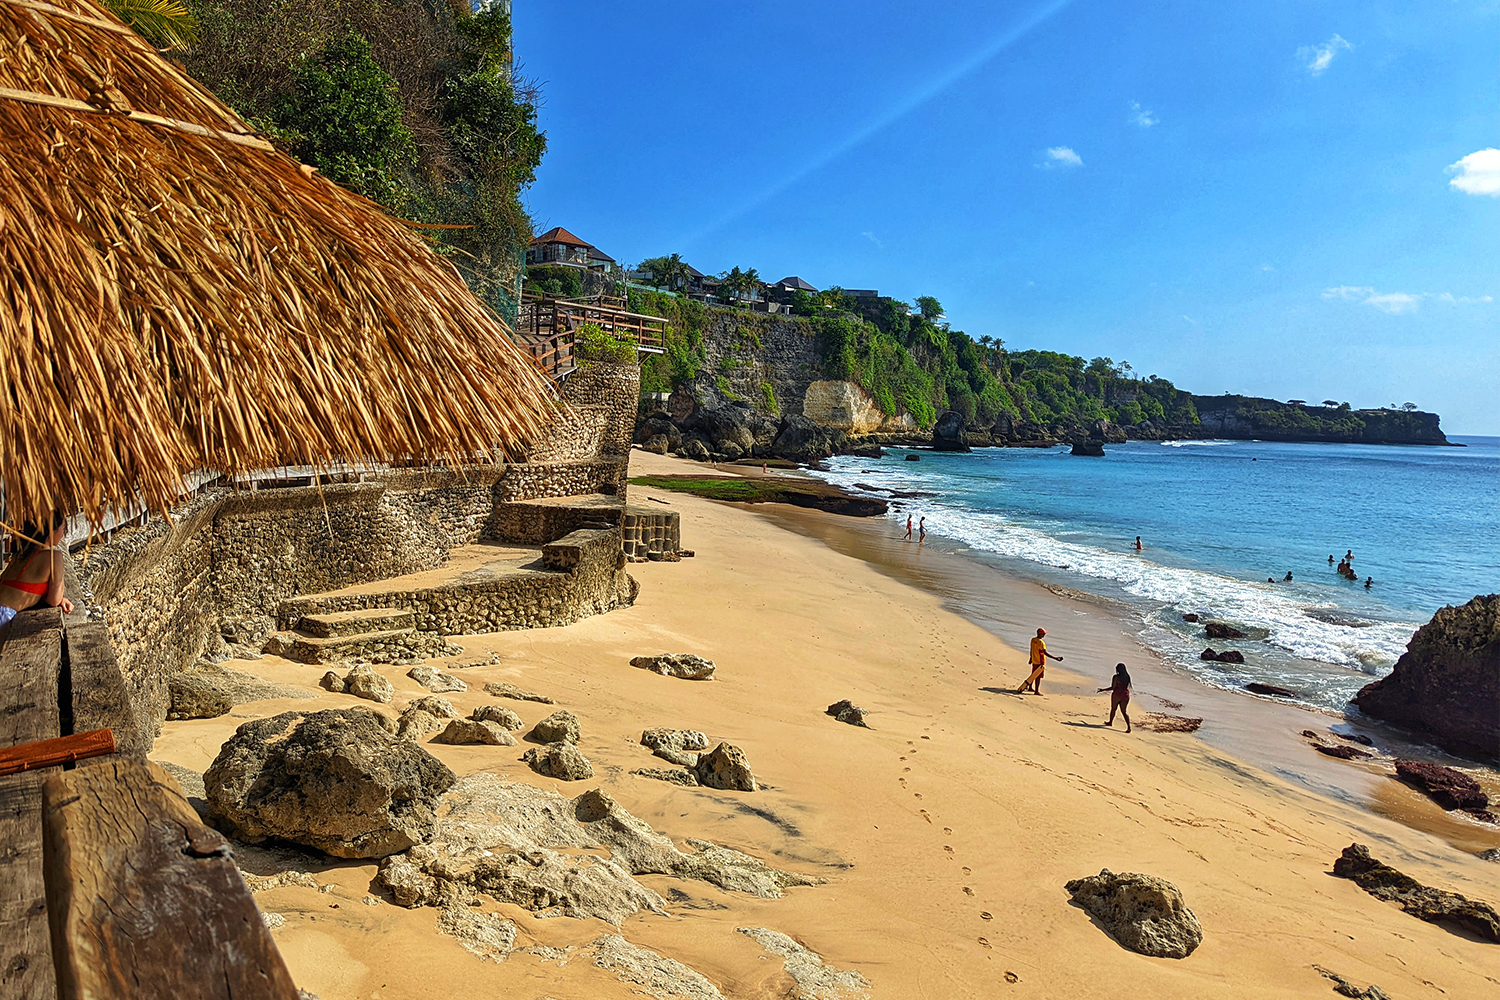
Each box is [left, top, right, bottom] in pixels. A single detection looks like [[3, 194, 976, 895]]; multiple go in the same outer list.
[[297, 607, 414, 638], [280, 628, 418, 665]]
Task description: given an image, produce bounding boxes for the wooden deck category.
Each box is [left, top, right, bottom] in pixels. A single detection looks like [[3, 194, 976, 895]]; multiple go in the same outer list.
[[0, 607, 299, 1000], [515, 294, 668, 380]]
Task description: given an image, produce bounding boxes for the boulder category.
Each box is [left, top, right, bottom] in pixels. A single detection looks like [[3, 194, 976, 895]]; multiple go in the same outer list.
[[167, 674, 233, 720], [523, 742, 594, 780], [641, 434, 670, 454], [1332, 843, 1499, 942], [633, 766, 700, 786], [204, 709, 456, 858], [771, 415, 843, 462], [904, 453, 921, 462], [1245, 682, 1295, 697], [693, 404, 757, 456], [1064, 869, 1204, 958], [395, 708, 446, 742], [408, 695, 459, 719], [1479, 848, 1500, 862], [1199, 648, 1245, 664], [431, 719, 515, 746], [407, 665, 467, 694], [527, 710, 581, 745], [630, 653, 716, 680], [1205, 622, 1247, 640], [931, 410, 970, 452], [320, 663, 394, 704], [1393, 760, 1492, 816], [1354, 595, 1500, 760], [640, 728, 710, 753], [482, 681, 553, 704], [1069, 439, 1105, 457], [1181, 613, 1200, 623], [677, 436, 712, 461], [825, 699, 870, 728], [694, 743, 757, 791], [1316, 744, 1372, 760], [472, 704, 525, 731]]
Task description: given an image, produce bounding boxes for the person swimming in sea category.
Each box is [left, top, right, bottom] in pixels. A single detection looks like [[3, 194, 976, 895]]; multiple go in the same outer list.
[[1328, 554, 1335, 565], [1283, 571, 1293, 582], [1134, 536, 1143, 551], [1017, 628, 1062, 695], [1365, 576, 1373, 589], [1098, 663, 1132, 732], [0, 514, 75, 630]]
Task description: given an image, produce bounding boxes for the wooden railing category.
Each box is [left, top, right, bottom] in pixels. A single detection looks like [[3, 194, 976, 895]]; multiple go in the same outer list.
[[515, 294, 668, 380]]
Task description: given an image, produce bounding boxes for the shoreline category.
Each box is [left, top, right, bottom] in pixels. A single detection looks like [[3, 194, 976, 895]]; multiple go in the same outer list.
[[149, 448, 1500, 999]]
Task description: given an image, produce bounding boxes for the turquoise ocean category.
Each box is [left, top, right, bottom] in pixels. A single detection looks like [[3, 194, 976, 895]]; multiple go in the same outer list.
[[811, 436, 1499, 714]]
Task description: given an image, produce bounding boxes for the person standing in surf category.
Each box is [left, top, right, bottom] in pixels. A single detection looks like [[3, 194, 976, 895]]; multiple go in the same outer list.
[[905, 515, 913, 541], [1017, 628, 1062, 694], [1098, 663, 1132, 732]]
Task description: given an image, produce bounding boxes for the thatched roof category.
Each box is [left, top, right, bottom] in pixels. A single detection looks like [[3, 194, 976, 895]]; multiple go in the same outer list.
[[0, 0, 557, 532]]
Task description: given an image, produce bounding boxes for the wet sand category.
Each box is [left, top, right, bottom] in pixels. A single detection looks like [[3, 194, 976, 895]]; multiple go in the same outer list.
[[150, 449, 1500, 999]]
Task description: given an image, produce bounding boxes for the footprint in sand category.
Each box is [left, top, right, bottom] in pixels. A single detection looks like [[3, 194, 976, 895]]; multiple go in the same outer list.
[[943, 827, 953, 834], [962, 866, 971, 874], [1004, 971, 1020, 984], [907, 741, 915, 746], [921, 735, 931, 740], [963, 887, 974, 896], [914, 793, 923, 799], [919, 810, 932, 823], [943, 845, 954, 853], [903, 766, 911, 772], [980, 911, 992, 920], [978, 937, 992, 949]]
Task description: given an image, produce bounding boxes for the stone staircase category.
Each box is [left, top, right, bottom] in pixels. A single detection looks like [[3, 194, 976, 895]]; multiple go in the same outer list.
[[264, 607, 451, 665]]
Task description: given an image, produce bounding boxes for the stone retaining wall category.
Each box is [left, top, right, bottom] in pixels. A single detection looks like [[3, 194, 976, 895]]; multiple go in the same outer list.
[[492, 459, 627, 501], [484, 497, 623, 546], [621, 507, 681, 562]]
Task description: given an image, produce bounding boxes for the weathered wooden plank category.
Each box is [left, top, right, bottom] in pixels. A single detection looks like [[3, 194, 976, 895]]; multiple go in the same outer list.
[[0, 731, 114, 777], [0, 615, 63, 1000], [41, 760, 299, 1000], [62, 623, 147, 759]]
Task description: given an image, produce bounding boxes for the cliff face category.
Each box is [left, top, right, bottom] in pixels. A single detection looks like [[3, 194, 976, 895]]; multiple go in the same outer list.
[[1354, 595, 1500, 761]]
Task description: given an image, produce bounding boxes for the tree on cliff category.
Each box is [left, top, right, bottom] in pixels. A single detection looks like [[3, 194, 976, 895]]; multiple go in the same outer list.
[[915, 296, 944, 321]]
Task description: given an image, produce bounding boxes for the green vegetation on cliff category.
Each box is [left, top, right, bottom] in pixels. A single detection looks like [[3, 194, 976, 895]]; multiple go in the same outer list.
[[180, 0, 544, 318]]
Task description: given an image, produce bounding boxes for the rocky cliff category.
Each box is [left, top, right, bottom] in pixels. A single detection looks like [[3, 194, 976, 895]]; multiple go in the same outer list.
[[1354, 595, 1499, 761], [1187, 396, 1451, 446]]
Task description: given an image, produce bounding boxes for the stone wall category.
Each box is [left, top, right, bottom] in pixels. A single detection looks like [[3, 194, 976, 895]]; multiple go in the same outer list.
[[277, 528, 636, 636], [491, 459, 627, 501], [527, 362, 640, 462], [484, 496, 623, 546], [621, 506, 681, 563]]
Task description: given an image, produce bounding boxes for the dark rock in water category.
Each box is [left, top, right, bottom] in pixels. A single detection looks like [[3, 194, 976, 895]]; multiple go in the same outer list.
[[1332, 731, 1375, 746], [1063, 869, 1203, 958], [904, 453, 921, 462], [204, 709, 456, 859], [1069, 439, 1105, 457], [1181, 613, 1200, 623], [1394, 759, 1491, 813], [825, 699, 870, 728], [932, 410, 971, 452], [1302, 730, 1322, 740], [1332, 843, 1500, 942], [1245, 681, 1294, 697], [1200, 648, 1245, 664], [1316, 744, 1372, 760], [846, 445, 885, 458], [1205, 622, 1247, 640], [1354, 594, 1499, 760]]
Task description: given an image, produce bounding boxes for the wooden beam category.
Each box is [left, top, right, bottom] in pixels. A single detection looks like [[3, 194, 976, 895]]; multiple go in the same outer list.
[[62, 624, 147, 760], [41, 760, 300, 1000], [0, 611, 63, 1000]]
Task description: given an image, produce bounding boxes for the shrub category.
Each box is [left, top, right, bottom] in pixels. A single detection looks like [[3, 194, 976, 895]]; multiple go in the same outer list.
[[574, 323, 635, 365]]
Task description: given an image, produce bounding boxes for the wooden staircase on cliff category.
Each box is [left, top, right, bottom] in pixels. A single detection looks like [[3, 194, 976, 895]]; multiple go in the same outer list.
[[514, 294, 668, 381]]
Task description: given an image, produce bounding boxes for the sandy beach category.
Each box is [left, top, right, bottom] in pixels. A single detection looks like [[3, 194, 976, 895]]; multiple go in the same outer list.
[[152, 450, 1500, 999]]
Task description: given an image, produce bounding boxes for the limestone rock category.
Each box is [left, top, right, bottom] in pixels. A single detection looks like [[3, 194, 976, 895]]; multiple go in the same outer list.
[[631, 654, 716, 680], [589, 934, 725, 1000], [653, 747, 701, 767], [409, 695, 459, 719], [523, 742, 594, 780], [1314, 966, 1390, 1000], [931, 410, 970, 453], [1332, 843, 1499, 942], [167, 673, 234, 720], [483, 681, 554, 704], [319, 670, 345, 694], [1355, 595, 1500, 759], [377, 852, 453, 908], [437, 906, 516, 962], [1205, 622, 1247, 640], [471, 704, 524, 730], [634, 767, 699, 786], [694, 743, 757, 791], [528, 710, 581, 745], [736, 927, 870, 999], [320, 663, 394, 703], [408, 664, 467, 694], [1394, 760, 1491, 816], [641, 728, 709, 753], [472, 850, 662, 923], [205, 709, 456, 858], [432, 719, 516, 747], [825, 699, 870, 728], [395, 709, 446, 742], [1063, 869, 1204, 958]]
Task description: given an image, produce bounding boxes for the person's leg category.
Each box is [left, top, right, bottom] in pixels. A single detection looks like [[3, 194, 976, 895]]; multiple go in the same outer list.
[[1122, 703, 1131, 732], [1107, 699, 1117, 725]]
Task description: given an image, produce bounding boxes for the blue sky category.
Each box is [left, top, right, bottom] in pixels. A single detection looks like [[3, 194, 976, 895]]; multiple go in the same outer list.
[[517, 1, 1500, 434]]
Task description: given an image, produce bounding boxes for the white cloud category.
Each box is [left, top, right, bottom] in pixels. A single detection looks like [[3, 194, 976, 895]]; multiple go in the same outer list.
[[1042, 146, 1083, 168], [1260, 264, 1276, 272], [1299, 34, 1351, 76], [1446, 148, 1500, 196], [1129, 101, 1158, 128], [1322, 285, 1492, 314], [860, 231, 884, 248]]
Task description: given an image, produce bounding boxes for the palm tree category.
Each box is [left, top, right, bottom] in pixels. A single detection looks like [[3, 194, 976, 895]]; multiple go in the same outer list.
[[104, 0, 200, 49]]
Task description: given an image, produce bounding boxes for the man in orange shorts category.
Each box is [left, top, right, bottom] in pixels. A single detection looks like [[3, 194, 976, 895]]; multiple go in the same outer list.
[[1017, 627, 1062, 694]]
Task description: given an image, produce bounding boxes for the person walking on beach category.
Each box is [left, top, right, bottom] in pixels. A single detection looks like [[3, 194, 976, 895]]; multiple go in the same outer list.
[[905, 515, 913, 541], [1017, 628, 1062, 694], [919, 516, 926, 543], [1098, 663, 1132, 732]]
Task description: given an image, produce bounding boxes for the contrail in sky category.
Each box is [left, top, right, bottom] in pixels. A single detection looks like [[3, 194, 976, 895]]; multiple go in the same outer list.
[[681, 0, 1078, 249]]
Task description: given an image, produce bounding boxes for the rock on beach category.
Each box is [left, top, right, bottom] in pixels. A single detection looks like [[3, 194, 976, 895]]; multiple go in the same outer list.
[[694, 743, 757, 791], [630, 653, 716, 680], [1064, 869, 1204, 958]]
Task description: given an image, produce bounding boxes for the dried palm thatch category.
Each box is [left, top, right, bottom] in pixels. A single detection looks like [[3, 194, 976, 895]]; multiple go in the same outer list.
[[0, 0, 558, 533]]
